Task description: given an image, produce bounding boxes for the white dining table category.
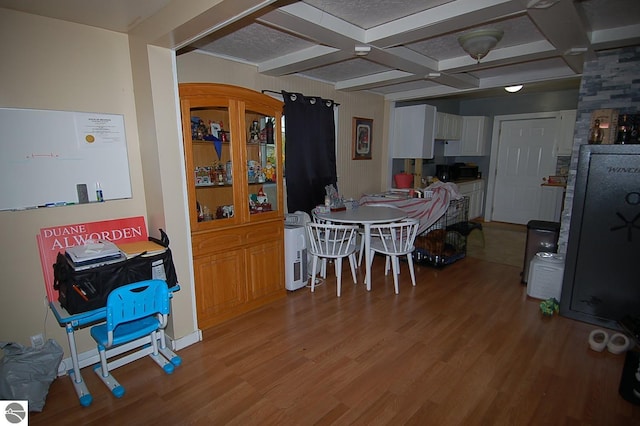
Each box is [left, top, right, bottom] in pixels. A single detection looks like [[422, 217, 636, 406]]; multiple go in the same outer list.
[[316, 205, 407, 291]]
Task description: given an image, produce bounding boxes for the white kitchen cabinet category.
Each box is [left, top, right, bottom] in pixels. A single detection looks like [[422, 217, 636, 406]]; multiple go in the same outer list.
[[435, 112, 462, 140], [556, 109, 577, 156], [457, 179, 485, 219], [444, 116, 490, 156], [392, 104, 436, 158], [538, 185, 565, 221]]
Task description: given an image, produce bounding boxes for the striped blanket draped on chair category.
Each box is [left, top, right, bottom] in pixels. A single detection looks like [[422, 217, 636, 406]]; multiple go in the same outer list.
[[359, 182, 463, 235]]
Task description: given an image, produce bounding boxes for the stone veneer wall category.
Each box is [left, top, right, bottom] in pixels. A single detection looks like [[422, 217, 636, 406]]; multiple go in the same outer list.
[[558, 46, 640, 253]]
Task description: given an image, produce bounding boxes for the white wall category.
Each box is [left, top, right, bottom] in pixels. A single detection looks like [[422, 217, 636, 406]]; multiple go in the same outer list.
[[0, 9, 148, 353]]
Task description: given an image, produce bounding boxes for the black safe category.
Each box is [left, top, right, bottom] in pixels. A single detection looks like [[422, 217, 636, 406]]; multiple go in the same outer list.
[[560, 144, 640, 329]]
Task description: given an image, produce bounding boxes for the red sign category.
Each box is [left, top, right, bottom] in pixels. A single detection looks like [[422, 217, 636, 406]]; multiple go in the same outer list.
[[37, 216, 148, 302]]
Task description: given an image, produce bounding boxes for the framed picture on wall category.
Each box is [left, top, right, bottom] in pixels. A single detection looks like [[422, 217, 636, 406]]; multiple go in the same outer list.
[[352, 117, 373, 160]]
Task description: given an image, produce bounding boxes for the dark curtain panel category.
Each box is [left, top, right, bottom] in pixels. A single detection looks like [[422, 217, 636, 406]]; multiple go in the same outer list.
[[282, 91, 337, 215]]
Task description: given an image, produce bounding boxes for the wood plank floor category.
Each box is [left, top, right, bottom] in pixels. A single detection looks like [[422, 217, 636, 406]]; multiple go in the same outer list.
[[32, 252, 640, 425]]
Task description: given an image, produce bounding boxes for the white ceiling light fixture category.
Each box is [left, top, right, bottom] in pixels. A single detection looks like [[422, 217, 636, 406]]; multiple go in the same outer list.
[[505, 84, 523, 93], [354, 46, 371, 56], [458, 29, 504, 63]]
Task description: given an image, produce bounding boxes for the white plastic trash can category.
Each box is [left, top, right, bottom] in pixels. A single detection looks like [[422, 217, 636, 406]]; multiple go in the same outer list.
[[527, 252, 565, 301]]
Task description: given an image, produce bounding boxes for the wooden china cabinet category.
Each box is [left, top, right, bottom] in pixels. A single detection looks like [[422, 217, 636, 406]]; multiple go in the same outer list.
[[179, 83, 285, 329]]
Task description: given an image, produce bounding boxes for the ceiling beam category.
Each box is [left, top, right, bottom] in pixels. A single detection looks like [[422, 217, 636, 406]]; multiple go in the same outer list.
[[256, 3, 369, 75], [144, 0, 277, 50], [366, 0, 524, 48], [335, 71, 414, 91], [438, 40, 557, 73], [589, 24, 640, 50], [526, 0, 595, 64], [258, 45, 345, 75], [479, 67, 576, 89], [428, 72, 479, 89], [259, 2, 365, 46]]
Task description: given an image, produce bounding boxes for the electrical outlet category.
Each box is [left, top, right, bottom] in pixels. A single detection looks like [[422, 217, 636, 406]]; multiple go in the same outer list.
[[30, 333, 44, 348]]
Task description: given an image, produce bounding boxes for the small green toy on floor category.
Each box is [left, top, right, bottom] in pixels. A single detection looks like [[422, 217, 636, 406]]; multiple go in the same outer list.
[[540, 298, 560, 316]]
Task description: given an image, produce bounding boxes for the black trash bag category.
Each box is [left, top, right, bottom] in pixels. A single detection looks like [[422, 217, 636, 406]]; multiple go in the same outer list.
[[0, 339, 63, 412]]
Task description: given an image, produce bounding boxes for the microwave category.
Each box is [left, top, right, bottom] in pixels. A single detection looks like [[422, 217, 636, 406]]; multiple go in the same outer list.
[[452, 163, 479, 180]]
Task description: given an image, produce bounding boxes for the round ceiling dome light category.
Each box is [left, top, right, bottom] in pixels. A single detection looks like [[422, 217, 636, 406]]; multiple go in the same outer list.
[[505, 84, 523, 93]]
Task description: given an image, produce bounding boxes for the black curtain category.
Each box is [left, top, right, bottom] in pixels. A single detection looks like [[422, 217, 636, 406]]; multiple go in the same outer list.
[[282, 91, 337, 215]]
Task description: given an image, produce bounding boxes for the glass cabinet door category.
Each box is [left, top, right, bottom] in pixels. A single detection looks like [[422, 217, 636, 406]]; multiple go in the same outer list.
[[245, 108, 279, 217], [190, 106, 236, 225]]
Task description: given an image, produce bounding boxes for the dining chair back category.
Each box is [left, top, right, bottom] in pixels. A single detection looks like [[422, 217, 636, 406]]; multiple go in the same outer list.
[[369, 218, 420, 294], [310, 207, 331, 277], [357, 203, 405, 266], [306, 222, 359, 297]]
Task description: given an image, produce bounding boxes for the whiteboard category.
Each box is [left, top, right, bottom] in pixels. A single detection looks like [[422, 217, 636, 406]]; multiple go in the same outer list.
[[0, 108, 132, 210]]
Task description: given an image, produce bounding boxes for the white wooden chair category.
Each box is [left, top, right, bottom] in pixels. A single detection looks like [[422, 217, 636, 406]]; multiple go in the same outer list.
[[311, 207, 338, 278], [357, 204, 405, 267], [368, 218, 420, 294], [306, 222, 359, 297]]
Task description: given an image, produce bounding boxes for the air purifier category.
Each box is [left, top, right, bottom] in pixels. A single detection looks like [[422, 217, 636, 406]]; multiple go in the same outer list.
[[284, 224, 307, 291], [527, 252, 564, 300]]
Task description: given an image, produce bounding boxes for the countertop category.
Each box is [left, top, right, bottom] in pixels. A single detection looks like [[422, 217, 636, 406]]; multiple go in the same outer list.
[[389, 178, 483, 192], [450, 178, 483, 184]]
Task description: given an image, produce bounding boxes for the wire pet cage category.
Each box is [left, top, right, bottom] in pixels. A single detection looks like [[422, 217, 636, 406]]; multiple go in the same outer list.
[[414, 196, 469, 267]]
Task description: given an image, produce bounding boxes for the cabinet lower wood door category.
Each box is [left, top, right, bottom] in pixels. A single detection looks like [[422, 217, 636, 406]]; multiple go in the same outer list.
[[457, 180, 485, 220], [193, 248, 248, 329], [191, 219, 284, 329], [247, 237, 284, 300]]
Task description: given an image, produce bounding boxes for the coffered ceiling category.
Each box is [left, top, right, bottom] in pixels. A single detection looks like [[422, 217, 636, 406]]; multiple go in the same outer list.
[[2, 0, 639, 101]]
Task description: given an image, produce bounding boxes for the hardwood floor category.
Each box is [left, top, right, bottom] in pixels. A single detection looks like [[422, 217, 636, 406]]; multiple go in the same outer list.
[[33, 253, 640, 425], [466, 221, 527, 268]]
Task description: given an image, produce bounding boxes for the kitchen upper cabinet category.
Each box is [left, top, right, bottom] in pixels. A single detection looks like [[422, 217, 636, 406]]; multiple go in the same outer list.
[[444, 116, 490, 156], [435, 112, 462, 140], [392, 104, 436, 159], [557, 109, 577, 156]]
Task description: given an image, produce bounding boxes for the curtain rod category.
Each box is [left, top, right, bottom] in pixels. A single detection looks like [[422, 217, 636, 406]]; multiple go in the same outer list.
[[262, 90, 340, 106]]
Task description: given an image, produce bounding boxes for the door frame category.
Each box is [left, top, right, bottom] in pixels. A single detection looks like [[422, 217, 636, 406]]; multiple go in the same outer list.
[[485, 111, 562, 222]]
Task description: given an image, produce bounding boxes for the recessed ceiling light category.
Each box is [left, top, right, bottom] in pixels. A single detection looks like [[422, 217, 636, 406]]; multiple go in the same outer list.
[[505, 85, 523, 93]]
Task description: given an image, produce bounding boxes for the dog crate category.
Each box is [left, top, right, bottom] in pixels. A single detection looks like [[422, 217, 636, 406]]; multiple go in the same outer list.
[[414, 196, 469, 267]]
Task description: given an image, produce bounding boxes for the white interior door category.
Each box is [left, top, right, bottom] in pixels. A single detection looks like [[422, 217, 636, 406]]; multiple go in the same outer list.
[[491, 118, 557, 224]]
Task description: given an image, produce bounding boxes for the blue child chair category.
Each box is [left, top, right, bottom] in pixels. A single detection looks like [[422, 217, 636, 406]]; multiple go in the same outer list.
[[90, 279, 176, 398]]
